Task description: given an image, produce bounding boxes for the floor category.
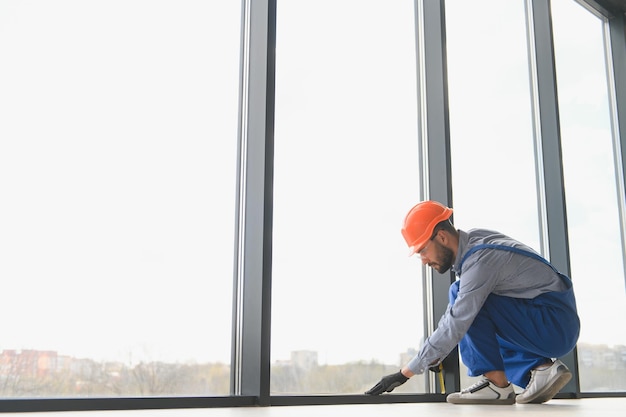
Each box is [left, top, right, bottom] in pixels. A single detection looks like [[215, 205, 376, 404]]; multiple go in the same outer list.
[[4, 398, 623, 417]]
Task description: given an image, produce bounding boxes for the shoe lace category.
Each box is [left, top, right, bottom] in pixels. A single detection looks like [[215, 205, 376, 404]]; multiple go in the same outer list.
[[462, 379, 490, 393]]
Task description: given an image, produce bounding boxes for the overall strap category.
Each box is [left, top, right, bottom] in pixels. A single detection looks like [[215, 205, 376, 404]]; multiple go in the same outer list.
[[458, 243, 569, 280]]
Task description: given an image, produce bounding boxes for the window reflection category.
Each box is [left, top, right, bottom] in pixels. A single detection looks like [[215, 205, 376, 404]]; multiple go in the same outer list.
[[0, 0, 239, 397], [551, 0, 626, 392], [444, 0, 540, 389], [272, 0, 423, 394]]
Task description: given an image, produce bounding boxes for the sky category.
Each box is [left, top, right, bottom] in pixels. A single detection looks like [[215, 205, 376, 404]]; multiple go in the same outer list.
[[0, 0, 624, 369]]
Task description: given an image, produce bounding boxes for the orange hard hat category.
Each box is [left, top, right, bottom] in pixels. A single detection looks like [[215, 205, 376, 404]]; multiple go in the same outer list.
[[401, 200, 453, 256]]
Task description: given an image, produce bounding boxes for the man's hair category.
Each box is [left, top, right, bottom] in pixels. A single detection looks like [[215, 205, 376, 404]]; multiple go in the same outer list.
[[432, 219, 456, 238]]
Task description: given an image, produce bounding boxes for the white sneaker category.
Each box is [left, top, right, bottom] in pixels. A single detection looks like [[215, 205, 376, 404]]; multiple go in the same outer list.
[[446, 379, 516, 405], [516, 359, 572, 404]]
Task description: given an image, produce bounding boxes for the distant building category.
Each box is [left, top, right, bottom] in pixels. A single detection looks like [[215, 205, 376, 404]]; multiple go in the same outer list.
[[400, 348, 418, 367], [291, 350, 318, 370], [0, 349, 58, 378]]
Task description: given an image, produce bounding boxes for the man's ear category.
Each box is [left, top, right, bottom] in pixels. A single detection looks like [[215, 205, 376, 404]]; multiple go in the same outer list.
[[436, 229, 449, 245]]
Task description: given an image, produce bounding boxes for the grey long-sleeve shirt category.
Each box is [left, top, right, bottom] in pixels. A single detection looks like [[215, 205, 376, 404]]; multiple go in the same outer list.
[[406, 228, 568, 375]]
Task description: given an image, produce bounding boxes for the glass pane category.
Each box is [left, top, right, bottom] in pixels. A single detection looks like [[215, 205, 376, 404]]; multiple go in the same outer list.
[[445, 0, 540, 390], [552, 0, 626, 393], [272, 0, 423, 394], [0, 0, 240, 397]]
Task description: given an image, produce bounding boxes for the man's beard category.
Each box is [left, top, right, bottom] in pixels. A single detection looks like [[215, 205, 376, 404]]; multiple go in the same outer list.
[[432, 244, 454, 274]]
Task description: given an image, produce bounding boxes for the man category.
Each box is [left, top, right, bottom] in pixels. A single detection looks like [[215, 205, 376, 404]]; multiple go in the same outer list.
[[365, 200, 580, 405]]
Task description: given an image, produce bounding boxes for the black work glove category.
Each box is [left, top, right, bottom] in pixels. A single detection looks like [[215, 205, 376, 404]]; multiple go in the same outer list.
[[364, 371, 409, 395]]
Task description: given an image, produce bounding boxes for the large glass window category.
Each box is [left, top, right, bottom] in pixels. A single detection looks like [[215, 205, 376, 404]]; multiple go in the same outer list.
[[271, 0, 423, 394], [445, 0, 541, 390], [552, 0, 626, 392], [0, 0, 240, 397]]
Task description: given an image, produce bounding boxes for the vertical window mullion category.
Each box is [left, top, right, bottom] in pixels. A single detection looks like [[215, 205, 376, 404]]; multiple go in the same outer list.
[[605, 12, 626, 290], [232, 0, 276, 405], [525, 0, 579, 395], [416, 0, 459, 394]]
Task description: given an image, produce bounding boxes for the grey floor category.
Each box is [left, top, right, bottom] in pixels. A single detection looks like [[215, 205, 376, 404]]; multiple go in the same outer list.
[[6, 398, 624, 417]]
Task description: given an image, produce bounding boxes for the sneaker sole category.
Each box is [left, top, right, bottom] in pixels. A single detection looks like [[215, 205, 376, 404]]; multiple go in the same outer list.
[[447, 392, 516, 405], [516, 368, 572, 404]]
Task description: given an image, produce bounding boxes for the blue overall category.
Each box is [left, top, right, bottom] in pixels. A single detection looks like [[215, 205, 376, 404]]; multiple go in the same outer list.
[[451, 244, 580, 387]]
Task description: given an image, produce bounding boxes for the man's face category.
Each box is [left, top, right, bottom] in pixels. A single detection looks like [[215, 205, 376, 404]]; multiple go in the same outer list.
[[419, 237, 454, 274]]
